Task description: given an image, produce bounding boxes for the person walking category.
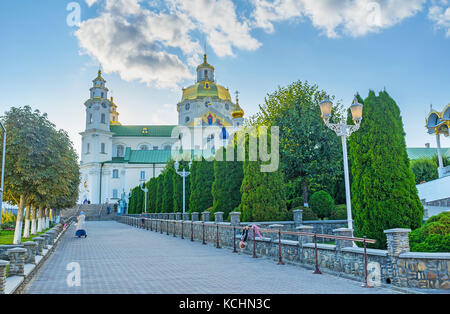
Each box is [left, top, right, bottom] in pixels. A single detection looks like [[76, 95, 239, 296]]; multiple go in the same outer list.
[[75, 211, 87, 238]]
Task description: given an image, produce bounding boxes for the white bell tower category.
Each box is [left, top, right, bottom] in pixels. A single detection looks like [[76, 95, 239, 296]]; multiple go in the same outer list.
[[79, 70, 114, 204]]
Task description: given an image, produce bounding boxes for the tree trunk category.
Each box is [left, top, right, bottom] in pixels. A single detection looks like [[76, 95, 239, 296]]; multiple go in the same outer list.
[[13, 195, 25, 244], [37, 206, 43, 233], [31, 205, 37, 235], [302, 177, 309, 207], [45, 208, 50, 229], [23, 204, 31, 238]]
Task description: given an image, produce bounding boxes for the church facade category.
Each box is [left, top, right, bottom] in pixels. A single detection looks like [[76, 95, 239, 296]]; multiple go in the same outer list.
[[78, 54, 245, 204]]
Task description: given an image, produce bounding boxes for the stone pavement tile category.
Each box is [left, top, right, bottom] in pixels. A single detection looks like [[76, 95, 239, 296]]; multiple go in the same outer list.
[[26, 221, 397, 294]]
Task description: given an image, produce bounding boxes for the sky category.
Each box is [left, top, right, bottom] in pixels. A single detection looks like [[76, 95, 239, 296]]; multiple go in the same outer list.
[[1, 0, 450, 158]]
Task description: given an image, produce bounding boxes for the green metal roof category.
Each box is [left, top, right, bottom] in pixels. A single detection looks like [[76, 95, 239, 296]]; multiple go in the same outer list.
[[105, 148, 217, 164], [110, 125, 176, 137], [407, 147, 450, 160]]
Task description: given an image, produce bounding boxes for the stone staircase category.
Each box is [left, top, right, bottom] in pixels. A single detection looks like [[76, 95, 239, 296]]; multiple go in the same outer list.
[[61, 204, 117, 221]]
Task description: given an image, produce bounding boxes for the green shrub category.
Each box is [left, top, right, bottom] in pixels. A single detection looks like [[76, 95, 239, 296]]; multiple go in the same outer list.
[[289, 197, 304, 210], [309, 190, 334, 219], [409, 212, 450, 252], [411, 158, 438, 184], [299, 206, 319, 221], [330, 204, 347, 220]]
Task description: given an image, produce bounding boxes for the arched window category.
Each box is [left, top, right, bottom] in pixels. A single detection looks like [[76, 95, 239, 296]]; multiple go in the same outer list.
[[89, 113, 93, 124], [140, 145, 149, 151], [185, 116, 190, 123], [163, 145, 171, 151], [86, 143, 90, 154], [112, 169, 119, 178], [101, 113, 106, 124], [185, 103, 190, 111], [101, 143, 106, 154]]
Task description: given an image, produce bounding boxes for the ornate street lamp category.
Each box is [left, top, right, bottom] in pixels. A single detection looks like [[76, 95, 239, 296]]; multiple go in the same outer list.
[[174, 160, 192, 214], [319, 96, 363, 231], [139, 179, 148, 215]]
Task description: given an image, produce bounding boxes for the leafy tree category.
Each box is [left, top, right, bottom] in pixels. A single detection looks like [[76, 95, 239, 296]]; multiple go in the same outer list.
[[0, 106, 79, 243], [309, 190, 334, 219], [349, 91, 424, 249], [249, 80, 343, 205], [431, 154, 450, 168], [411, 158, 438, 184], [212, 146, 243, 220], [189, 156, 214, 212]]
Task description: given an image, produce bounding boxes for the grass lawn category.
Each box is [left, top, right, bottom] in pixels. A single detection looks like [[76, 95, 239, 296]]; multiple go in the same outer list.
[[0, 227, 53, 245]]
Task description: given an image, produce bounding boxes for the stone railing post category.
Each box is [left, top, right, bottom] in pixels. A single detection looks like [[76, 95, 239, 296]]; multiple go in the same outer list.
[[183, 213, 190, 221], [46, 230, 57, 245], [293, 209, 303, 227], [384, 228, 411, 257], [269, 224, 284, 242], [7, 248, 26, 276], [23, 242, 37, 264], [384, 228, 411, 287], [202, 211, 210, 222], [296, 225, 313, 245], [191, 212, 199, 221], [176, 212, 182, 220], [41, 234, 50, 249], [0, 260, 9, 294], [333, 228, 353, 250], [229, 212, 240, 225], [33, 237, 45, 255], [168, 213, 175, 220], [214, 212, 224, 223]]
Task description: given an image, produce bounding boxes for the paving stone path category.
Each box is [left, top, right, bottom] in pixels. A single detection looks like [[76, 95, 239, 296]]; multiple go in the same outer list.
[[26, 221, 398, 294]]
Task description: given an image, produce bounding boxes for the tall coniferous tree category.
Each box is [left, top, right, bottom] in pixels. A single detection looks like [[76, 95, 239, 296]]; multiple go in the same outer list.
[[212, 146, 243, 220], [155, 174, 164, 213], [147, 177, 157, 213], [189, 157, 214, 212], [162, 161, 175, 212], [349, 91, 423, 248]]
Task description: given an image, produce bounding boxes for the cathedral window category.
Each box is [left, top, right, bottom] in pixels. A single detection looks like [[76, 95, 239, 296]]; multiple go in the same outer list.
[[101, 143, 106, 154], [86, 143, 90, 154], [139, 145, 149, 151], [89, 114, 93, 124], [113, 169, 119, 178], [185, 103, 190, 111], [101, 92, 105, 98], [225, 103, 229, 110], [153, 146, 159, 150], [140, 171, 146, 180], [112, 189, 118, 199], [185, 116, 190, 123], [101, 113, 106, 124], [116, 145, 124, 157]]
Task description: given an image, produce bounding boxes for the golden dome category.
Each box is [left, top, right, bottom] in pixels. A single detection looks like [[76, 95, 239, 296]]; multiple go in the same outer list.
[[232, 95, 244, 119], [181, 82, 231, 102]]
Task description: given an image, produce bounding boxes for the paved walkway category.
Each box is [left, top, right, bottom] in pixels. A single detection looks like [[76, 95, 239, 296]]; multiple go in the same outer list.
[[26, 221, 397, 294]]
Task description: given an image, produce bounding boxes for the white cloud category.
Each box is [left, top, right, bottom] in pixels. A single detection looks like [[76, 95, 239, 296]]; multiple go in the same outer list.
[[251, 0, 426, 38], [85, 0, 98, 7], [429, 1, 450, 37]]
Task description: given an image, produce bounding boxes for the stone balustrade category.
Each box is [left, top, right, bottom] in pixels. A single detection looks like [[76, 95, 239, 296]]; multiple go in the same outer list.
[[0, 218, 73, 294], [119, 213, 450, 290]]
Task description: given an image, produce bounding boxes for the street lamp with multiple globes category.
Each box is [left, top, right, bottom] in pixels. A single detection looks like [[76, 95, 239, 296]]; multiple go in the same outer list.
[[174, 160, 192, 214], [139, 179, 148, 215], [319, 96, 363, 232]]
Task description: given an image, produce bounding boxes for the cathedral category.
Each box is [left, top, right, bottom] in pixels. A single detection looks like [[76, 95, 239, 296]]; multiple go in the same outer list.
[[79, 54, 245, 205]]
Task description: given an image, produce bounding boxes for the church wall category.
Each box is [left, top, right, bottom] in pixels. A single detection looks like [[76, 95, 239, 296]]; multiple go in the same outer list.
[[112, 137, 178, 153]]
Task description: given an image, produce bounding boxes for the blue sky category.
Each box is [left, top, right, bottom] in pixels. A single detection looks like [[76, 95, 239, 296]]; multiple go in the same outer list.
[[1, 0, 450, 157]]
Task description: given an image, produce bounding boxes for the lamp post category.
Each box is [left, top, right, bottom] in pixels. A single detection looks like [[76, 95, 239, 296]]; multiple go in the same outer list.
[[0, 122, 6, 225], [139, 179, 148, 215], [319, 96, 363, 231], [174, 160, 192, 214]]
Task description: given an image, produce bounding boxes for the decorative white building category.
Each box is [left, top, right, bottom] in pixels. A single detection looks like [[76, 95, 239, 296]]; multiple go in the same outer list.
[[79, 54, 245, 204]]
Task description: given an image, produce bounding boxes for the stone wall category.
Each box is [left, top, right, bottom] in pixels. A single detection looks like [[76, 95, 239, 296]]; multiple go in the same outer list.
[[121, 211, 450, 290]]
